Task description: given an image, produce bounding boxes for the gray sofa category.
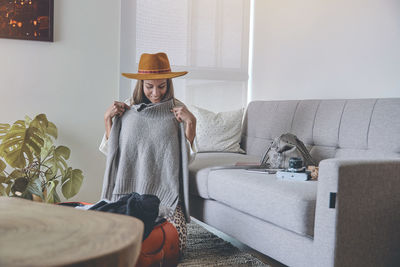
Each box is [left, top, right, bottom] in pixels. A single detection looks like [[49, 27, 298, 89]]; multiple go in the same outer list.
[[188, 98, 400, 267]]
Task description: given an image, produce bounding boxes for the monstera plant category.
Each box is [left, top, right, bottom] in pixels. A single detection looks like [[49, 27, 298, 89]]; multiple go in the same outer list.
[[0, 114, 84, 203]]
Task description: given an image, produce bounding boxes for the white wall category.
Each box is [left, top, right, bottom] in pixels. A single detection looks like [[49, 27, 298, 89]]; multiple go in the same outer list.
[[0, 0, 121, 202], [119, 0, 136, 102], [250, 0, 400, 101]]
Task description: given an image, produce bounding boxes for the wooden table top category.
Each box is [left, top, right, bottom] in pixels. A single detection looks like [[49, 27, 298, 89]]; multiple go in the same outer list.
[[0, 197, 144, 267]]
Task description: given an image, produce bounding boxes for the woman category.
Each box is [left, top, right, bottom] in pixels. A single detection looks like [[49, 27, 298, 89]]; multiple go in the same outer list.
[[99, 52, 197, 257]]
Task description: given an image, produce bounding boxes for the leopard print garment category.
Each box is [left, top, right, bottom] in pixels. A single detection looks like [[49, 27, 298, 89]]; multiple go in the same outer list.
[[166, 201, 187, 257]]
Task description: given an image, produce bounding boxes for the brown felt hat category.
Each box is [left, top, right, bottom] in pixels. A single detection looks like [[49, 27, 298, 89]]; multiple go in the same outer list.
[[122, 52, 188, 80]]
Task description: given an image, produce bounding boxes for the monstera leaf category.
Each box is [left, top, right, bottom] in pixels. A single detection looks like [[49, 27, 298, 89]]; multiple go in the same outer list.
[[0, 160, 6, 196], [0, 123, 10, 141], [29, 114, 57, 139], [7, 169, 24, 180], [0, 180, 6, 196], [0, 120, 43, 169], [0, 114, 57, 169], [28, 114, 48, 132], [43, 145, 70, 180], [46, 180, 61, 203], [61, 167, 83, 199], [0, 158, 5, 175], [40, 136, 54, 161]]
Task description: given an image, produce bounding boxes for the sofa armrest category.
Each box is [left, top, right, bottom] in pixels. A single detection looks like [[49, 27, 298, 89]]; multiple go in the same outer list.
[[313, 158, 400, 267]]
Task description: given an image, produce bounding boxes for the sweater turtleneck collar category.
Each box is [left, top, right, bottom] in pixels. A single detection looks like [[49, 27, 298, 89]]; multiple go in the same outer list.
[[131, 98, 175, 118]]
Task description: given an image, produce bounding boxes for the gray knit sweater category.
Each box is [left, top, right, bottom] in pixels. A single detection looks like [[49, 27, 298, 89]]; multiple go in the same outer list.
[[101, 99, 190, 222]]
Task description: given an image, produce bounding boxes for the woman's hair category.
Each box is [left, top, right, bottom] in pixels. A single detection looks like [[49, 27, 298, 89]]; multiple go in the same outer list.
[[130, 79, 175, 106]]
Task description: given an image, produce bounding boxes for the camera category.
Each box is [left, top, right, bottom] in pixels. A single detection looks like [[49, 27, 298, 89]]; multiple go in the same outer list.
[[276, 157, 311, 181], [287, 157, 305, 172]]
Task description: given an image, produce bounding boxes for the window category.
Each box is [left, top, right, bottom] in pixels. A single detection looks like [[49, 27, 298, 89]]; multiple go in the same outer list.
[[133, 0, 250, 112]]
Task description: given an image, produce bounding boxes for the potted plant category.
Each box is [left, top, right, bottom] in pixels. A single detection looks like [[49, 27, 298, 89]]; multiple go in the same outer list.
[[0, 114, 84, 203]]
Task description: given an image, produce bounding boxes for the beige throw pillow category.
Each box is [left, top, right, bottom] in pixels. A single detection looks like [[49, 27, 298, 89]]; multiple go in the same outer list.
[[189, 105, 245, 153]]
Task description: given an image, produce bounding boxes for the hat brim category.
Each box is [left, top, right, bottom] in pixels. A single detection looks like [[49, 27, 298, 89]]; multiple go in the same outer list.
[[121, 71, 188, 80]]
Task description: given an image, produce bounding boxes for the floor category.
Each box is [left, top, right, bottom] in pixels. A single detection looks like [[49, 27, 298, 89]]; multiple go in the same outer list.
[[192, 218, 287, 267]]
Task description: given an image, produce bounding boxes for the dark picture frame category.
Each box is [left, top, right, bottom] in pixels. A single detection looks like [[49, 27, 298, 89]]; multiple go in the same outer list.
[[0, 0, 54, 42]]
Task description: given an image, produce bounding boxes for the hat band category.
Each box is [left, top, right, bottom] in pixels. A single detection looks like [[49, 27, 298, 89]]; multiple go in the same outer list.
[[138, 68, 171, 74]]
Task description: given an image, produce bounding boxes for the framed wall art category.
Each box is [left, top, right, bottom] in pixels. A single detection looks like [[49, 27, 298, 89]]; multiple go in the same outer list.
[[0, 0, 54, 42]]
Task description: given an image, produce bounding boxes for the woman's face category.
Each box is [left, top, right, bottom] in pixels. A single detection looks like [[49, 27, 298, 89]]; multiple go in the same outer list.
[[143, 79, 168, 103]]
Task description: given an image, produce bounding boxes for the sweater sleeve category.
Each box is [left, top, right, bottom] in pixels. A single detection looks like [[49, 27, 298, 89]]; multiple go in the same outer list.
[[174, 99, 197, 164], [100, 116, 122, 200], [99, 133, 108, 155], [99, 98, 131, 156], [186, 136, 198, 164]]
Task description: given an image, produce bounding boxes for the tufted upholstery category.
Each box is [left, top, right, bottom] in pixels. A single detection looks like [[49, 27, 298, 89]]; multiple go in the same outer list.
[[240, 98, 400, 164]]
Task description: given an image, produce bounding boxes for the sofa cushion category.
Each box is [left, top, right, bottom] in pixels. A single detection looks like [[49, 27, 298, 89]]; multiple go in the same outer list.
[[368, 99, 400, 152], [189, 106, 245, 153], [189, 152, 260, 199], [207, 169, 317, 237]]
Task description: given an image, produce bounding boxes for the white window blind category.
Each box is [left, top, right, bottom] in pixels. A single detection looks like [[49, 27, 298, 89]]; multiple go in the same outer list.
[[136, 0, 189, 66], [136, 0, 250, 112]]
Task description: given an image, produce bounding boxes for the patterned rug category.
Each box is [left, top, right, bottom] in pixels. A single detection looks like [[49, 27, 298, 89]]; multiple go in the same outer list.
[[178, 222, 269, 266]]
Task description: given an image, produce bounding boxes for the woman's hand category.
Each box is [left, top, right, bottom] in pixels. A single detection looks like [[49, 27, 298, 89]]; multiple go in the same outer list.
[[171, 106, 194, 123], [105, 101, 131, 120], [171, 106, 197, 146], [104, 101, 131, 139]]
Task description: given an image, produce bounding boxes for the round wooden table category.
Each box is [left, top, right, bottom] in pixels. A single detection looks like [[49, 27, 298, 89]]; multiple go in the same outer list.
[[0, 197, 144, 267]]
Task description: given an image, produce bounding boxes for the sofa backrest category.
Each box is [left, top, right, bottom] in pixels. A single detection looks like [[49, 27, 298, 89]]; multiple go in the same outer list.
[[240, 98, 400, 164]]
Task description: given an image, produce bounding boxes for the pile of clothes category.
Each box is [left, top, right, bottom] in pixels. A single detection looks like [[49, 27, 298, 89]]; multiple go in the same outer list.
[[59, 192, 161, 240]]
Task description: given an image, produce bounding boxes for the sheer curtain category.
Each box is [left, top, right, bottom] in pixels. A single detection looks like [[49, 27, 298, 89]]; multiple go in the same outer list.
[[135, 0, 250, 112]]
